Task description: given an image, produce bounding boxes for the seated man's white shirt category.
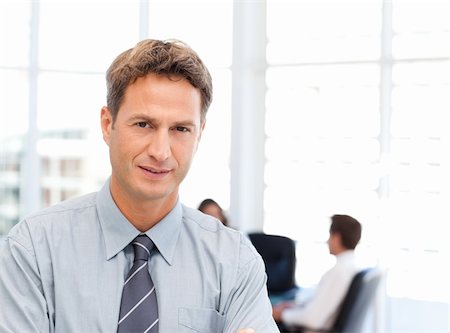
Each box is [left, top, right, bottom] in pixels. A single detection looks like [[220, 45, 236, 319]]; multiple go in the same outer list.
[[281, 250, 359, 330]]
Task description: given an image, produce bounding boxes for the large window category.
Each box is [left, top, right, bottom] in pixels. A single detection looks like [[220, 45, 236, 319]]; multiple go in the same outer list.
[[264, 0, 449, 306]]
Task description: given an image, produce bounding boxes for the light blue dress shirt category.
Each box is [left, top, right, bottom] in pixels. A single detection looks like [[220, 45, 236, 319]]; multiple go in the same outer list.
[[0, 181, 279, 332]]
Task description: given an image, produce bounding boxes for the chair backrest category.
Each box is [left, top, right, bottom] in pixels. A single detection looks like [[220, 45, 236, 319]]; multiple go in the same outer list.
[[332, 268, 382, 333], [247, 232, 297, 293]]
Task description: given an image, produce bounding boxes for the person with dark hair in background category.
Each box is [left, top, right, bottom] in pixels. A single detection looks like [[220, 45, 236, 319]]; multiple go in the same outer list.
[[198, 198, 229, 226], [0, 39, 278, 333], [273, 214, 362, 331]]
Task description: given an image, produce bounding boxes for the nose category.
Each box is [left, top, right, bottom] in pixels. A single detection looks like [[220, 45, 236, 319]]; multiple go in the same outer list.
[[147, 130, 171, 162]]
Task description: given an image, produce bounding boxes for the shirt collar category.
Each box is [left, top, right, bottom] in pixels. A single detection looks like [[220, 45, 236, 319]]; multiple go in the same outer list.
[[97, 179, 182, 265], [336, 249, 355, 262]]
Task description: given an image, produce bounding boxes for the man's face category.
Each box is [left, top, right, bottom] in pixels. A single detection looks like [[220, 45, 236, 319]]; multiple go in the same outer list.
[[327, 232, 339, 255], [101, 73, 204, 207]]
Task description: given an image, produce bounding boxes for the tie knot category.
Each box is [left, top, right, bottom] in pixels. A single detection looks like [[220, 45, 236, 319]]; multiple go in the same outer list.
[[132, 235, 154, 262]]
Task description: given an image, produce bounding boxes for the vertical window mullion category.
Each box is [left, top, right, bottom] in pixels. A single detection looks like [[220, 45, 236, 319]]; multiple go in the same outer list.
[[378, 0, 393, 200], [20, 0, 41, 218]]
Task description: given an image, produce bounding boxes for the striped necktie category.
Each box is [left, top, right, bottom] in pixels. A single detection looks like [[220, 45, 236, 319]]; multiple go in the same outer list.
[[117, 235, 159, 333]]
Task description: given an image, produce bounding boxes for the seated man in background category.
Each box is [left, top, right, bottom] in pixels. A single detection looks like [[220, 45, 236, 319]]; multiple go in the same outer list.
[[272, 214, 362, 331]]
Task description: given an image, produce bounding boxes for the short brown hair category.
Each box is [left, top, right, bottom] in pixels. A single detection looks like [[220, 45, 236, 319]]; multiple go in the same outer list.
[[330, 214, 362, 249], [106, 39, 212, 122], [198, 198, 228, 226]]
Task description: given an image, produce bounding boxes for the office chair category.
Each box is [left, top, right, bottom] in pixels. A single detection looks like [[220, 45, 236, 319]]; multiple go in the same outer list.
[[332, 267, 382, 333], [282, 267, 383, 333], [247, 233, 298, 302]]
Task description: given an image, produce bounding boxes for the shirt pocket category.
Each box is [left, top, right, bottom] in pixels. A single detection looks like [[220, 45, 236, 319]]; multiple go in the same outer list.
[[178, 307, 226, 332]]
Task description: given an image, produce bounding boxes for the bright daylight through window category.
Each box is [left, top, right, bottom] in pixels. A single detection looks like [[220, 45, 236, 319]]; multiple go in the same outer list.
[[264, 0, 449, 304]]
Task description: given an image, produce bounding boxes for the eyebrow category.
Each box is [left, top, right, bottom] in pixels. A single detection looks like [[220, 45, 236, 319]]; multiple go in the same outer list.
[[128, 114, 198, 128]]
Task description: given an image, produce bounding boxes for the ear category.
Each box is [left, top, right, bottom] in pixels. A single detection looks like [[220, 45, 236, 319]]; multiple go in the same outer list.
[[101, 106, 113, 145]]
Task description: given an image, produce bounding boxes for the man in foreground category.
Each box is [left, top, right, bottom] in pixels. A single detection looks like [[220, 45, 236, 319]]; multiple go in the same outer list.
[[0, 39, 278, 332]]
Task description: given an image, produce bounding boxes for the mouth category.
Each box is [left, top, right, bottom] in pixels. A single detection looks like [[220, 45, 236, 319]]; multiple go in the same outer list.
[[139, 166, 171, 174]]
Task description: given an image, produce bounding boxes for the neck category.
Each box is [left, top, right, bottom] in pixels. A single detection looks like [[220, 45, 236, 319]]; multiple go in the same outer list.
[[110, 182, 177, 232], [123, 200, 175, 232], [336, 248, 352, 256]]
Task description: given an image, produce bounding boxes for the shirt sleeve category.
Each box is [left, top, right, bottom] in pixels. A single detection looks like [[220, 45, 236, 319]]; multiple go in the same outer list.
[[281, 267, 348, 329], [223, 236, 280, 333], [0, 222, 51, 333]]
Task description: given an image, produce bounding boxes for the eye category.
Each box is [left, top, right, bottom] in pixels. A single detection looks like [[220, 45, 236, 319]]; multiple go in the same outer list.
[[136, 122, 148, 128], [175, 126, 189, 132]]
